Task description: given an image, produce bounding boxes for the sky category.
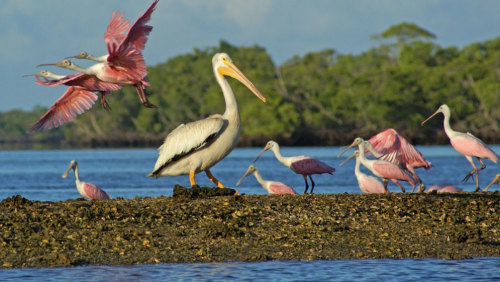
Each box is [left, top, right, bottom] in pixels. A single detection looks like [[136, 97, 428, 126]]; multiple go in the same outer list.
[[1, 0, 499, 112]]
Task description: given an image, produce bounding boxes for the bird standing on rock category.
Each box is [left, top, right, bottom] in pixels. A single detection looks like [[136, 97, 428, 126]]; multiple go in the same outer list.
[[236, 165, 297, 195], [367, 128, 432, 192], [339, 138, 416, 192], [339, 150, 388, 194], [253, 140, 335, 193], [421, 104, 498, 191], [62, 160, 111, 200], [147, 53, 266, 188]]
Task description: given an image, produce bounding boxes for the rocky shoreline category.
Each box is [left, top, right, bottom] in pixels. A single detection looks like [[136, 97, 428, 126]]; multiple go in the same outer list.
[[1, 187, 499, 268]]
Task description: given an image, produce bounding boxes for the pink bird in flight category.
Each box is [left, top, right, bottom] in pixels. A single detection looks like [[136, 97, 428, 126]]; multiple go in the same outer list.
[[24, 70, 122, 131], [29, 0, 159, 131]]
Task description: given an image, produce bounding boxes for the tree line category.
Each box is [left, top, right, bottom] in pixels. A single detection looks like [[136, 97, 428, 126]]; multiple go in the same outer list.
[[1, 23, 499, 149]]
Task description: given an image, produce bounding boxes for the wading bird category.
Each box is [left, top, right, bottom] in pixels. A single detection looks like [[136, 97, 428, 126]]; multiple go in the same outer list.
[[421, 104, 498, 191], [37, 1, 159, 108], [426, 184, 462, 193], [236, 165, 297, 195], [483, 174, 500, 192], [340, 151, 388, 194], [253, 140, 335, 193], [147, 53, 266, 188], [62, 160, 111, 200], [24, 70, 122, 131], [339, 138, 416, 192], [367, 128, 432, 192]]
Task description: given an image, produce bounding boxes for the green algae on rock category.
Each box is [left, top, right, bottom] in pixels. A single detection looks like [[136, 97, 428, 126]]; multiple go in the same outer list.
[[0, 192, 499, 268]]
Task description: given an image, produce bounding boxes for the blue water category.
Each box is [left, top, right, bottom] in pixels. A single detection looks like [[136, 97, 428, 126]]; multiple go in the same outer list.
[[2, 258, 500, 281], [1, 146, 499, 279], [1, 146, 500, 201]]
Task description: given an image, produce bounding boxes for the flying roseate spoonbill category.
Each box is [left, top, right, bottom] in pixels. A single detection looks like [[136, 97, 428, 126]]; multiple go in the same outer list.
[[27, 70, 121, 110], [62, 160, 111, 200], [367, 128, 432, 192], [426, 184, 462, 193], [339, 151, 388, 194], [253, 141, 335, 194], [59, 1, 158, 108], [421, 104, 499, 191], [236, 165, 297, 195], [483, 174, 500, 192], [147, 53, 266, 188], [339, 138, 416, 192], [23, 70, 122, 131], [37, 57, 154, 108], [67, 0, 158, 63]]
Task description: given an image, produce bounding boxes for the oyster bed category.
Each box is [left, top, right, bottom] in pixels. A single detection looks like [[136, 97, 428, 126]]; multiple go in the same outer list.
[[1, 187, 499, 268]]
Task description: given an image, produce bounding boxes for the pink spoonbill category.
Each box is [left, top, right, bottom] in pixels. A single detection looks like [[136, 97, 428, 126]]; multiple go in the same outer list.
[[426, 184, 462, 193], [62, 160, 111, 200], [367, 128, 432, 192], [236, 165, 297, 195], [483, 174, 500, 192], [23, 70, 122, 131], [339, 138, 416, 192], [339, 150, 388, 194], [253, 140, 335, 193], [421, 104, 499, 191], [68, 0, 158, 63], [37, 1, 159, 108], [147, 53, 266, 188]]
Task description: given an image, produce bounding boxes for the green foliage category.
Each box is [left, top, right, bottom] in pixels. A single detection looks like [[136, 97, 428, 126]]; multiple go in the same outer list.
[[2, 23, 500, 147]]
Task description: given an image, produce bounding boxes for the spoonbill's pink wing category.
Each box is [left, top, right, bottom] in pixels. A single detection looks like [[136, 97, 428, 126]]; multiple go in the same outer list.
[[451, 133, 499, 163], [290, 157, 335, 175], [372, 161, 415, 185], [104, 10, 130, 48], [82, 182, 111, 200], [268, 182, 297, 195], [115, 0, 158, 52], [36, 74, 122, 92], [427, 184, 462, 193], [106, 1, 158, 80], [29, 87, 98, 131], [369, 128, 431, 170]]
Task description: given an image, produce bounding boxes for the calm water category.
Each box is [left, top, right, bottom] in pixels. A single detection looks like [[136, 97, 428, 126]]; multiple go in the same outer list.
[[1, 146, 500, 201], [1, 146, 499, 280], [1, 258, 499, 281]]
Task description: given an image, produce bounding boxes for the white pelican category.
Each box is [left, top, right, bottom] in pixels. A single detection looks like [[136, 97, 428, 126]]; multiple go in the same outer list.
[[147, 53, 266, 187]]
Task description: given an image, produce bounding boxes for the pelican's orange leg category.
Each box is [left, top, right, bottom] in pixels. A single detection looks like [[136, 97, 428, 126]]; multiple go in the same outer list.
[[205, 169, 225, 188], [189, 171, 197, 187]]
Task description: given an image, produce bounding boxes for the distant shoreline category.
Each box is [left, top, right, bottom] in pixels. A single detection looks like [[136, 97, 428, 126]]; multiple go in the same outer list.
[[1, 189, 499, 268]]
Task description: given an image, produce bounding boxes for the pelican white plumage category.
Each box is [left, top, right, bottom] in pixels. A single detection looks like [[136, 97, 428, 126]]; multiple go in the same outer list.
[[147, 53, 266, 187], [62, 160, 111, 200]]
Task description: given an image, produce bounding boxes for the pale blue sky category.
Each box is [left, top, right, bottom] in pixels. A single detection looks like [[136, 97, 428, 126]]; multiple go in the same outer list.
[[1, 0, 499, 111]]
